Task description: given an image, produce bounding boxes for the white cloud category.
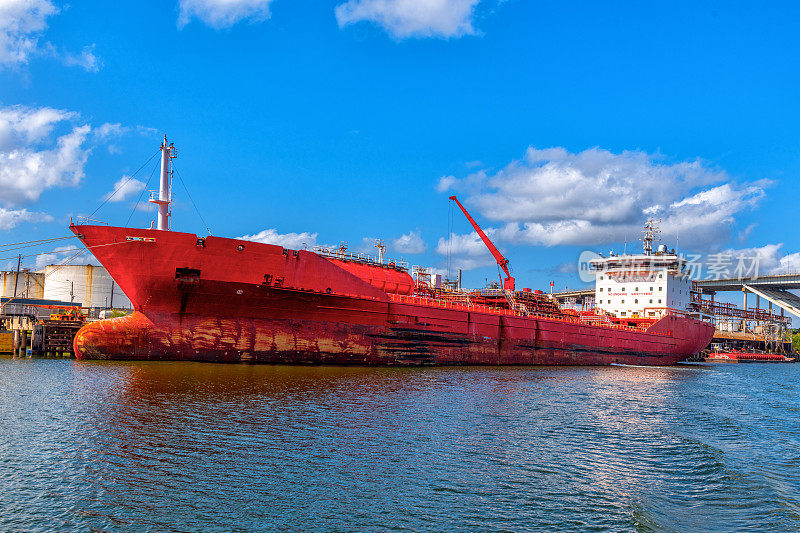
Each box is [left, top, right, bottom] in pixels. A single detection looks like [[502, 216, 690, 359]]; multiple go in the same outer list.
[[178, 0, 274, 29], [435, 230, 497, 271], [136, 125, 158, 136], [777, 253, 800, 275], [0, 1, 99, 71], [0, 0, 56, 67], [0, 206, 52, 230], [738, 223, 757, 244], [711, 243, 800, 277], [96, 123, 126, 154], [0, 104, 91, 207], [442, 146, 767, 251], [59, 44, 100, 72], [335, 0, 481, 39], [95, 122, 127, 140], [436, 230, 489, 257], [436, 175, 456, 192], [393, 231, 426, 254], [238, 228, 318, 250], [0, 105, 75, 148], [34, 244, 94, 269], [40, 41, 101, 72], [103, 175, 146, 202]]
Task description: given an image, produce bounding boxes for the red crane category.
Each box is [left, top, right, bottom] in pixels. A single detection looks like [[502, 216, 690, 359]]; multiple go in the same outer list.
[[449, 196, 515, 291]]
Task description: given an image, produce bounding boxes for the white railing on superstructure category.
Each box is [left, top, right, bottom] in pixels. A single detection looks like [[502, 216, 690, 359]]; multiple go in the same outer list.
[[313, 246, 409, 271]]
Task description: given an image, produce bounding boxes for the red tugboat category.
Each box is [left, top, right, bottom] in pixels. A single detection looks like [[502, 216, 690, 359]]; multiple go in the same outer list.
[[704, 349, 796, 363], [69, 137, 714, 365]]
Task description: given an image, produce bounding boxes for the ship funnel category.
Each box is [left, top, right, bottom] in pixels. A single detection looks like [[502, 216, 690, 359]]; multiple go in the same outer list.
[[150, 135, 176, 230]]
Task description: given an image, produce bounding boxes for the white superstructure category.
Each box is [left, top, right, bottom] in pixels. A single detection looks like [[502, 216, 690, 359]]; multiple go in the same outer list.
[[590, 221, 697, 319]]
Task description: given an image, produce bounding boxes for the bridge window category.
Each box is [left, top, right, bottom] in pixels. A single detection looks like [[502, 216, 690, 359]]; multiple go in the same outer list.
[[659, 287, 662, 291], [599, 287, 603, 292], [635, 287, 639, 291], [621, 311, 627, 316], [650, 286, 653, 291], [621, 299, 625, 304], [658, 299, 662, 304], [635, 299, 639, 304], [649, 299, 653, 304]]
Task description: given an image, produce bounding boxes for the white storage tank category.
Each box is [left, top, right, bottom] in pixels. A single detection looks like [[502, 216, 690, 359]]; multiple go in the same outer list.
[[41, 265, 132, 309], [0, 270, 45, 299]]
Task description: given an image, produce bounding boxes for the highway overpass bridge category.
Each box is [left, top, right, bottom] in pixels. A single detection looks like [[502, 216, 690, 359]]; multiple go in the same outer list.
[[696, 273, 800, 319]]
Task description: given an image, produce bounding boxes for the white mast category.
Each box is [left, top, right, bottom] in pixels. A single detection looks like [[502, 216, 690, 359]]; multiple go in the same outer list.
[[375, 239, 385, 264], [150, 135, 176, 230]]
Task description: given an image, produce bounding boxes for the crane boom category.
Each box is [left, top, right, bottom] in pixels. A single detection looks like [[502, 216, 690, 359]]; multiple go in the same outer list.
[[449, 196, 515, 291]]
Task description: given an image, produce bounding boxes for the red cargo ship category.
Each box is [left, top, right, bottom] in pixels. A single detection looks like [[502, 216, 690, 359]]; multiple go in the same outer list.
[[70, 137, 714, 365]]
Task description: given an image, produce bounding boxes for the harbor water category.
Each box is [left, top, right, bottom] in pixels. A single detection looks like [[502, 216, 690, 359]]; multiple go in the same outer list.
[[1, 360, 799, 532]]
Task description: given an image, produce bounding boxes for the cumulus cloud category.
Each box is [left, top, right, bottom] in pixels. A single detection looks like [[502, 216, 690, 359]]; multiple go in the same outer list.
[[708, 243, 800, 278], [95, 122, 126, 140], [436, 230, 490, 257], [0, 106, 91, 207], [393, 231, 427, 254], [0, 0, 100, 70], [0, 206, 52, 230], [441, 146, 768, 251], [34, 244, 94, 269], [0, 105, 75, 148], [0, 104, 92, 207], [435, 230, 497, 271], [436, 175, 456, 192], [238, 228, 318, 249], [103, 175, 146, 202], [178, 0, 274, 29], [0, 0, 56, 67], [335, 0, 482, 39]]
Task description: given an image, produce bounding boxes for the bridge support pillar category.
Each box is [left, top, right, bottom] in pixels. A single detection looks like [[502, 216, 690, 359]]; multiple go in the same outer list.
[[742, 288, 748, 332]]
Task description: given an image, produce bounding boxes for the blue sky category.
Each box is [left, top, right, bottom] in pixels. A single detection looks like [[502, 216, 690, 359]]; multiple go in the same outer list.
[[2, 0, 800, 293]]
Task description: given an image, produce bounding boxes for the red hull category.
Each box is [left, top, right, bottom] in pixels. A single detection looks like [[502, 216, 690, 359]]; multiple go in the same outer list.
[[71, 225, 715, 365]]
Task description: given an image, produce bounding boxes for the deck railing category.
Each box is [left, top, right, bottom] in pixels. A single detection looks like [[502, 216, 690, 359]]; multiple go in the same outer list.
[[387, 293, 662, 333]]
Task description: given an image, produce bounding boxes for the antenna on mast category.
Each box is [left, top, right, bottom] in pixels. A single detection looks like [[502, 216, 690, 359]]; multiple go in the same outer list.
[[149, 135, 177, 230], [641, 219, 661, 256]]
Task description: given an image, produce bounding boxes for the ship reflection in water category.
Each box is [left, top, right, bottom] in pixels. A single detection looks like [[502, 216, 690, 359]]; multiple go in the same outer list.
[[1, 360, 799, 531]]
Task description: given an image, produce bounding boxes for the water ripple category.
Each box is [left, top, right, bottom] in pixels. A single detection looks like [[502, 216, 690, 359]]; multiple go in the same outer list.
[[1, 360, 799, 531]]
